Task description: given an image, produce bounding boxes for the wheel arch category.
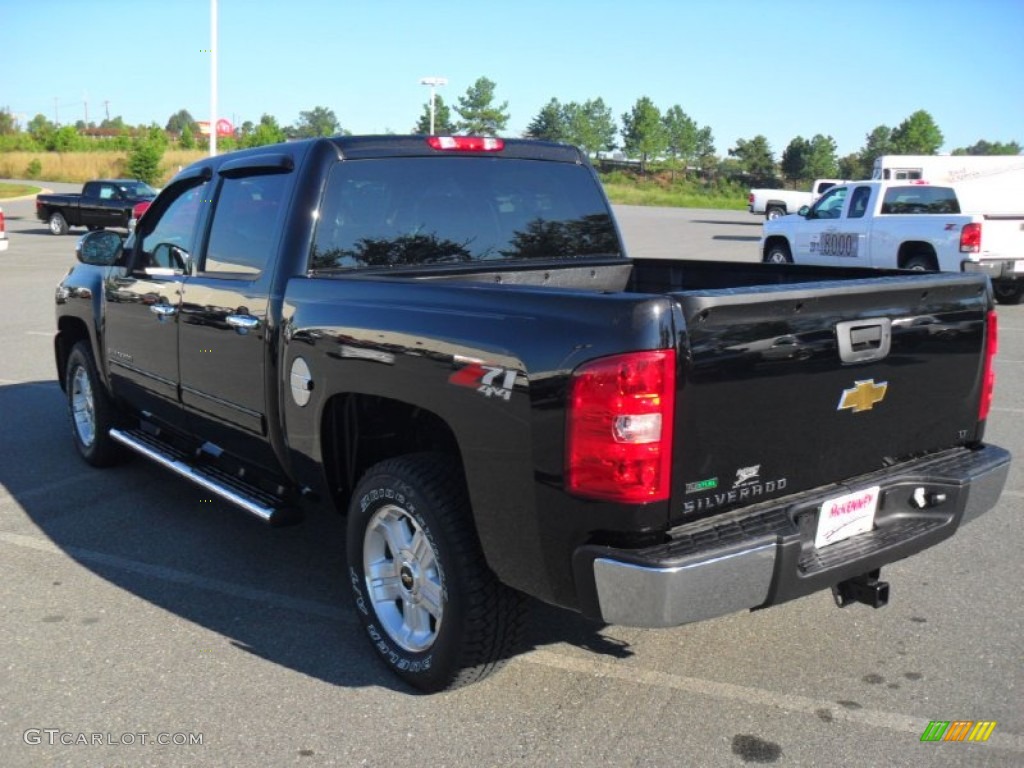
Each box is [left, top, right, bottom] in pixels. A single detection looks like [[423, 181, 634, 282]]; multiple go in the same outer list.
[[763, 235, 792, 261], [55, 316, 92, 393], [319, 392, 463, 514], [897, 241, 938, 270]]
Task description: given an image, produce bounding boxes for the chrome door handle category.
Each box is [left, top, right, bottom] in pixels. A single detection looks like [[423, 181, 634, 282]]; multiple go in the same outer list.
[[226, 314, 260, 332], [150, 304, 177, 317]]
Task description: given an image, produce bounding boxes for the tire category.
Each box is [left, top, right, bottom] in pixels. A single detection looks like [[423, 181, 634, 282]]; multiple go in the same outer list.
[[346, 453, 526, 692], [764, 242, 792, 264], [49, 211, 69, 235], [993, 281, 1024, 305], [65, 341, 125, 467], [902, 254, 936, 271], [765, 206, 785, 221]]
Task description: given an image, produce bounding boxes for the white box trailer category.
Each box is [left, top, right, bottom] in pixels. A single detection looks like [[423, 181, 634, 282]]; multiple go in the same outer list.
[[871, 155, 1024, 215]]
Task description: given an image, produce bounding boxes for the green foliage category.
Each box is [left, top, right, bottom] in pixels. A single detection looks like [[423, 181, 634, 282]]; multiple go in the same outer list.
[[838, 152, 866, 180], [165, 109, 197, 136], [621, 97, 666, 173], [0, 109, 16, 135], [566, 98, 617, 158], [243, 113, 287, 148], [952, 139, 1022, 155], [525, 98, 568, 141], [415, 94, 455, 134], [179, 125, 196, 149], [454, 77, 509, 136], [662, 105, 698, 173], [781, 134, 838, 182], [728, 135, 776, 183], [292, 106, 340, 138], [125, 137, 163, 185], [891, 110, 943, 154], [25, 158, 42, 179], [598, 169, 747, 210]]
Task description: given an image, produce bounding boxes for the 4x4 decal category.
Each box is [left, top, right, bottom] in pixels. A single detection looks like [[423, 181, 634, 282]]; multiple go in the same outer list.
[[449, 363, 517, 401]]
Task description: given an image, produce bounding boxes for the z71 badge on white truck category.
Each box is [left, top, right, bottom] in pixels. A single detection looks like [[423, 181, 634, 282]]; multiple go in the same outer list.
[[761, 180, 1024, 305]]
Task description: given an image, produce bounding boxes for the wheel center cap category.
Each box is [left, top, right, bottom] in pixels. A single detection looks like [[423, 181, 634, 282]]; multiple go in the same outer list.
[[399, 563, 416, 591]]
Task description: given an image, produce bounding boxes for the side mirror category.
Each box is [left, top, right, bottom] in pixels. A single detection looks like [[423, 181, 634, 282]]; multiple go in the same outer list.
[[798, 205, 811, 218], [76, 230, 125, 266]]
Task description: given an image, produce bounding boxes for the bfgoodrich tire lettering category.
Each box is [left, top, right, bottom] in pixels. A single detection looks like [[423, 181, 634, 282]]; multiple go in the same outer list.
[[346, 453, 526, 692]]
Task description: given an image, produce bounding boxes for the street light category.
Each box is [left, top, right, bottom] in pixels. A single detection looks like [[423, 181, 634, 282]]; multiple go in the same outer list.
[[419, 77, 448, 135]]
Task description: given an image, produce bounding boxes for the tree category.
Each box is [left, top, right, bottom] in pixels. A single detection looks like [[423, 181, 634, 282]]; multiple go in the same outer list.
[[415, 94, 455, 134], [662, 105, 698, 176], [952, 139, 1022, 155], [891, 109, 943, 155], [454, 77, 509, 135], [244, 113, 287, 147], [525, 98, 568, 141], [694, 126, 717, 175], [621, 97, 666, 173], [802, 134, 838, 180], [99, 115, 127, 133], [28, 113, 55, 143], [781, 136, 810, 181], [728, 135, 776, 182], [838, 152, 865, 180], [0, 108, 16, 135], [126, 137, 163, 185], [857, 124, 894, 175], [165, 108, 197, 136], [292, 106, 340, 138], [566, 98, 617, 158], [51, 125, 85, 153], [179, 124, 196, 149]]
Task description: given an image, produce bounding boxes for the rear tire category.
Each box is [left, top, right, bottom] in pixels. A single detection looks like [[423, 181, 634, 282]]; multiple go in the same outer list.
[[65, 341, 125, 467], [346, 453, 526, 692], [765, 206, 785, 220], [993, 282, 1024, 305], [902, 253, 937, 271], [49, 211, 69, 235], [764, 242, 792, 264]]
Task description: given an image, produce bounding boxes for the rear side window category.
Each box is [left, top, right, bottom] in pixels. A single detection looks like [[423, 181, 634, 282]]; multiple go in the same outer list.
[[880, 186, 960, 214], [203, 175, 289, 276], [310, 157, 620, 270]]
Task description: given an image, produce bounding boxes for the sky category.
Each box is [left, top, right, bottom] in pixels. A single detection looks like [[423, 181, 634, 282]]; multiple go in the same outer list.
[[3, 0, 1022, 158]]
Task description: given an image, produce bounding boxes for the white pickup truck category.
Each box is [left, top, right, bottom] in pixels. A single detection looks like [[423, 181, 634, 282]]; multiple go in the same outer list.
[[760, 180, 1024, 305], [748, 178, 846, 220]]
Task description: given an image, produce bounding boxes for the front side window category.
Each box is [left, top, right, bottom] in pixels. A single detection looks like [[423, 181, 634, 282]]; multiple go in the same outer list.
[[848, 186, 872, 219], [310, 157, 620, 271], [809, 186, 848, 219], [136, 179, 211, 272]]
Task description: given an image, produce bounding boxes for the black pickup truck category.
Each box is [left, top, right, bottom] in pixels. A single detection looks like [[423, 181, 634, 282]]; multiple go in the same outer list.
[[55, 136, 1010, 692], [36, 179, 156, 235]]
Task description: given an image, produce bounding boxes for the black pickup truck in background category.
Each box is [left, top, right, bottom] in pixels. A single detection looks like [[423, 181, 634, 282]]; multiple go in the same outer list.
[[54, 136, 1011, 692], [36, 179, 156, 235]]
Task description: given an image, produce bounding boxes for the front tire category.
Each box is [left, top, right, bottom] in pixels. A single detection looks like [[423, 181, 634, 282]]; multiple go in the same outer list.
[[764, 242, 792, 264], [49, 211, 69, 235], [346, 454, 526, 692], [993, 281, 1024, 305], [65, 341, 124, 466]]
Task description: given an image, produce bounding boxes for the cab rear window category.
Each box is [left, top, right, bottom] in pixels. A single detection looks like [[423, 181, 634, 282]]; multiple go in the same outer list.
[[310, 157, 620, 270], [880, 186, 960, 214]]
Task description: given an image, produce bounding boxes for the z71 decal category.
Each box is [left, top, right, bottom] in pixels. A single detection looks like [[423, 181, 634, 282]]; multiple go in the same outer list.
[[449, 363, 518, 401]]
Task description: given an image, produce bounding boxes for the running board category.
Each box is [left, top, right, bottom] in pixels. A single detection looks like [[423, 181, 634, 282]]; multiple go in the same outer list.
[[110, 428, 301, 526]]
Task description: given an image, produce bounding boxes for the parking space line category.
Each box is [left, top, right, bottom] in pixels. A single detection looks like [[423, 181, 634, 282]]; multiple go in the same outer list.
[[0, 530, 348, 622], [523, 650, 1024, 751]]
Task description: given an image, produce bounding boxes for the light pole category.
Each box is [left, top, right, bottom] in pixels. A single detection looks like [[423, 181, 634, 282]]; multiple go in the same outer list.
[[210, 0, 218, 156], [419, 77, 448, 135]]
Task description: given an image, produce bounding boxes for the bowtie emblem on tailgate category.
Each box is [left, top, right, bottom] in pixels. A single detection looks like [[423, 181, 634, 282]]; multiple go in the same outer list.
[[836, 318, 892, 364], [838, 379, 888, 413]]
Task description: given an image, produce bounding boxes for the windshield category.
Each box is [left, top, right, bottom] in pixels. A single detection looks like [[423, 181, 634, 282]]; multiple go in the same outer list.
[[310, 157, 620, 270], [118, 182, 158, 198]]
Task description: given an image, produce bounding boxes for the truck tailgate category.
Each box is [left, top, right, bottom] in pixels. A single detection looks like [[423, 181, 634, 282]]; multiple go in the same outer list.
[[669, 273, 991, 525]]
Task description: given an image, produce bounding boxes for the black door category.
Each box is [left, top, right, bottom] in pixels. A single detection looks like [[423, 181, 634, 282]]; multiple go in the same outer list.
[[103, 173, 211, 426]]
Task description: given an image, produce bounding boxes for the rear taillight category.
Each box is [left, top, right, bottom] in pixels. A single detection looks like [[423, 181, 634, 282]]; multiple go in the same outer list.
[[132, 202, 151, 220], [748, 193, 754, 205], [427, 136, 504, 152], [979, 310, 997, 421], [960, 222, 981, 253], [0, 209, 5, 233], [566, 350, 675, 503]]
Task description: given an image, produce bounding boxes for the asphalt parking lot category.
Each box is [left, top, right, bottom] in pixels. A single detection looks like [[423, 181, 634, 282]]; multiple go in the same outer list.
[[1, 188, 1021, 767]]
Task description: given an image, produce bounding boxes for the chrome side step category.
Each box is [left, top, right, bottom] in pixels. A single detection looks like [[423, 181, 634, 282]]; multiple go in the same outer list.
[[110, 428, 300, 526]]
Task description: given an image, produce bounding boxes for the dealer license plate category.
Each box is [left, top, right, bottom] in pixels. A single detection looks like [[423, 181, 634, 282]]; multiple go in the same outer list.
[[815, 486, 880, 549]]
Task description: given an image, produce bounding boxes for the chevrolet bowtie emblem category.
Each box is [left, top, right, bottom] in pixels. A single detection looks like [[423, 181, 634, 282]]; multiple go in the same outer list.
[[838, 379, 888, 413]]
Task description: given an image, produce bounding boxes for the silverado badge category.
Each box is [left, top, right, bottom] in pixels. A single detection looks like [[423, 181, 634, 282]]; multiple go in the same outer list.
[[838, 379, 888, 413]]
